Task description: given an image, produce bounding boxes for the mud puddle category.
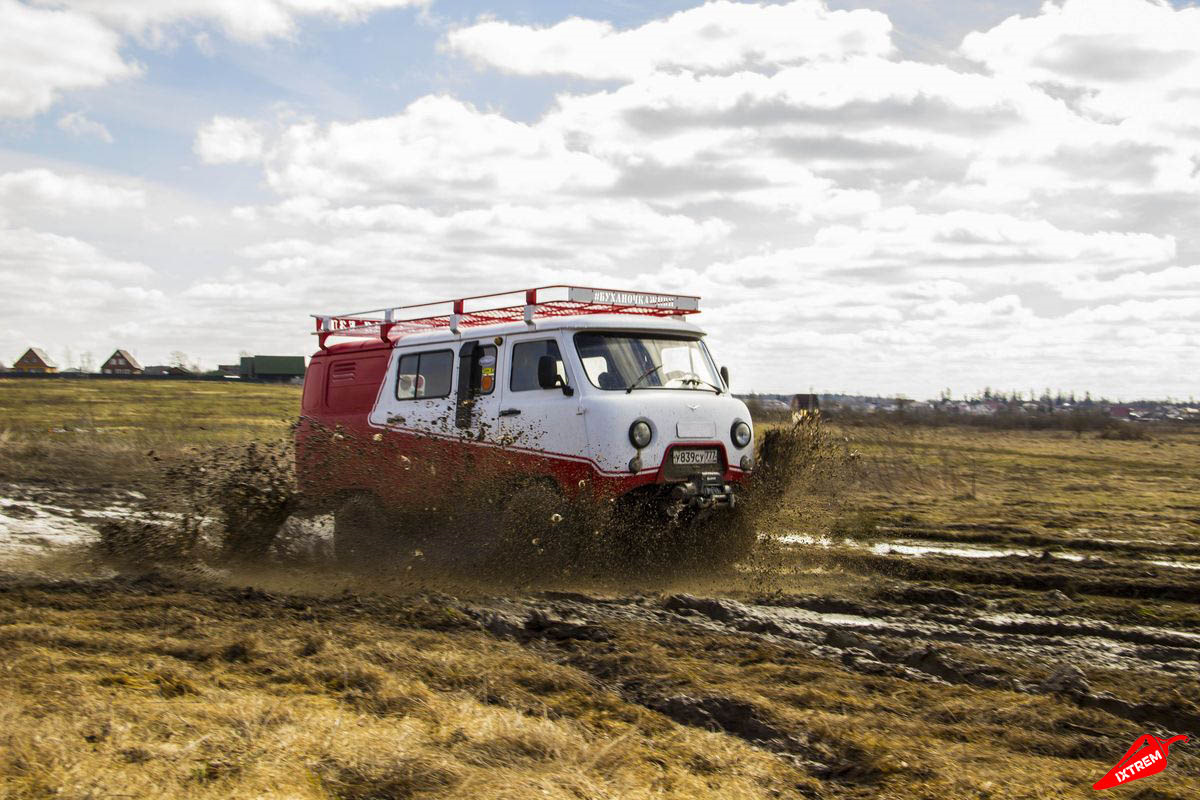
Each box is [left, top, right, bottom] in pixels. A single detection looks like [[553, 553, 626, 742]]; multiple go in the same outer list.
[[0, 495, 126, 555], [452, 586, 1200, 736], [775, 531, 1200, 572]]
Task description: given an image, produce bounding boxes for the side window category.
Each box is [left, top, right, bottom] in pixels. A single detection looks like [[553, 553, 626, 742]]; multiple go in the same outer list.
[[511, 340, 567, 392], [473, 345, 497, 395], [396, 350, 453, 400]]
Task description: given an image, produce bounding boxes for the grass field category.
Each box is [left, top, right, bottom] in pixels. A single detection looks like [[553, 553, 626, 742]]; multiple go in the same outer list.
[[0, 378, 300, 486], [2, 380, 1200, 799]]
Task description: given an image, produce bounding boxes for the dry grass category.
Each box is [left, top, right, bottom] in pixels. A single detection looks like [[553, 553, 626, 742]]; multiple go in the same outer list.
[[3, 577, 1196, 799], [4, 384, 1200, 798], [0, 379, 299, 486], [756, 417, 1200, 549], [0, 581, 802, 800]]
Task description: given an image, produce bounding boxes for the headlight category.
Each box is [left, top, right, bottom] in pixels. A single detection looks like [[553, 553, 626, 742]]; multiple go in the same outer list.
[[629, 420, 653, 449], [731, 420, 752, 449]]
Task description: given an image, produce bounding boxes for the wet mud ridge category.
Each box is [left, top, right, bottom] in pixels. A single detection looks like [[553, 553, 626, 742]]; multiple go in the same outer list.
[[4, 569, 1200, 796], [458, 588, 1200, 744]]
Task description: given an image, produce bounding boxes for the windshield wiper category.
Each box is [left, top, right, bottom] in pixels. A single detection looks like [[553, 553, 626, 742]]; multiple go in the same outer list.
[[680, 376, 723, 394], [626, 363, 665, 393]]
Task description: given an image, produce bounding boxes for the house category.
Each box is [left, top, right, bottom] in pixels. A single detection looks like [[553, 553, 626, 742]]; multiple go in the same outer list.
[[144, 365, 191, 376], [12, 348, 57, 374], [239, 355, 306, 382], [100, 349, 142, 376]]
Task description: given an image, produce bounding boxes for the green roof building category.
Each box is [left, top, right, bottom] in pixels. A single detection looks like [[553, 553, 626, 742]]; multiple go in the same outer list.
[[239, 355, 306, 382]]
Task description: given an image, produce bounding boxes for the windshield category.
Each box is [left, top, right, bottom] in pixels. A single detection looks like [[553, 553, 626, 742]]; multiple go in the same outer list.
[[573, 332, 722, 392]]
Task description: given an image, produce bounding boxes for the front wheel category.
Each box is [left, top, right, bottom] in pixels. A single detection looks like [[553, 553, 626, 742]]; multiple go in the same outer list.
[[607, 490, 757, 574]]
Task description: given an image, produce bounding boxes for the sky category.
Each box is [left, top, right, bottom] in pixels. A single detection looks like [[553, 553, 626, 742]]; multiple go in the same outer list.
[[1, 0, 1198, 399]]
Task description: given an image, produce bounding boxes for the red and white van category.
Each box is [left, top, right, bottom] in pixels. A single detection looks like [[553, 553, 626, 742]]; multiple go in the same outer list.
[[296, 286, 756, 562]]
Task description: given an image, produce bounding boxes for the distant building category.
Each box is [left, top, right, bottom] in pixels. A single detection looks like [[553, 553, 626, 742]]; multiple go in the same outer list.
[[144, 365, 191, 376], [217, 364, 240, 376], [100, 349, 142, 375], [12, 348, 57, 374], [240, 355, 306, 382], [790, 393, 820, 413]]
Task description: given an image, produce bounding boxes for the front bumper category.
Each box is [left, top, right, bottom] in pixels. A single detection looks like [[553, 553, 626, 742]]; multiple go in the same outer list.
[[670, 471, 736, 509]]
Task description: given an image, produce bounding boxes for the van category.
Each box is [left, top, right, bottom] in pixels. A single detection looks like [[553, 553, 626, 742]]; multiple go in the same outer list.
[[297, 286, 756, 565]]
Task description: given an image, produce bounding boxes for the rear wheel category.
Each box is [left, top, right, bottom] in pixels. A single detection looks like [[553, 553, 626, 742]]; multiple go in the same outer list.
[[333, 493, 392, 568]]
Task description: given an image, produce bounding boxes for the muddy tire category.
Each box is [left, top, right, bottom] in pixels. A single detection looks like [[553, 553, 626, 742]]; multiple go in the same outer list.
[[334, 493, 391, 568]]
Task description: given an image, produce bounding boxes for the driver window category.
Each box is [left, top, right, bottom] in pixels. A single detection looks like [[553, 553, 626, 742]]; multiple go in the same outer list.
[[511, 339, 567, 392]]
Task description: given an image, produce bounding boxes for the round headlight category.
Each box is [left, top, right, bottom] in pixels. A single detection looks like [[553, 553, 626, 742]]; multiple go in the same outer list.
[[629, 420, 653, 449], [731, 420, 752, 449]]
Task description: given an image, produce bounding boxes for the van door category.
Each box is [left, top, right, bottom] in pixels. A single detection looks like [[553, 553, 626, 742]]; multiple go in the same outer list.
[[453, 339, 502, 439], [497, 333, 587, 486]]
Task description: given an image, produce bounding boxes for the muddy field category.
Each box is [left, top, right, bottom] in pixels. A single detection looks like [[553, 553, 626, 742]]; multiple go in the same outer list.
[[1, 381, 1199, 798]]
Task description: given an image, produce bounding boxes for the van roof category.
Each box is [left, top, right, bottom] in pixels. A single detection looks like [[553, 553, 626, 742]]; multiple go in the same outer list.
[[312, 285, 702, 350], [316, 313, 706, 356]]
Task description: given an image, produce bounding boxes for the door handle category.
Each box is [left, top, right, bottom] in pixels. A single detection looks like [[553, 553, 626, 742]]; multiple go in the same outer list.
[[499, 408, 521, 417]]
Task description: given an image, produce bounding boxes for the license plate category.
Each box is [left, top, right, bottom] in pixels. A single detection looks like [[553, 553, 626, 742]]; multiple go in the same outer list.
[[672, 448, 718, 466]]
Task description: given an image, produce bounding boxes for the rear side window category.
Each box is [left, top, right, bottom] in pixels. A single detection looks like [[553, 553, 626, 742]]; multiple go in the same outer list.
[[396, 350, 453, 400], [510, 339, 567, 392]]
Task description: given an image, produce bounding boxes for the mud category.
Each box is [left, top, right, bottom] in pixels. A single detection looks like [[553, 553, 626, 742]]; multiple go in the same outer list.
[[3, 418, 1199, 788]]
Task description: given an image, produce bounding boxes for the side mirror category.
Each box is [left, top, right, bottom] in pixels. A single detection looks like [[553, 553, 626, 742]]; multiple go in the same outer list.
[[720, 365, 730, 387], [537, 355, 574, 396], [537, 355, 557, 389]]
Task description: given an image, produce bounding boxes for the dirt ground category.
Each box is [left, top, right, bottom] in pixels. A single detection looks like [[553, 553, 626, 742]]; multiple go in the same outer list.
[[1, 381, 1198, 799]]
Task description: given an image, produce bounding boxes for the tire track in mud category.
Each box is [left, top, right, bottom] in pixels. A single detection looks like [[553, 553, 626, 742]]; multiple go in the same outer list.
[[458, 588, 1200, 748]]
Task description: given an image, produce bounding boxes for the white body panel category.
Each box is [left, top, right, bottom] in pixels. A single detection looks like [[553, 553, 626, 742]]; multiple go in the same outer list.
[[367, 314, 753, 480]]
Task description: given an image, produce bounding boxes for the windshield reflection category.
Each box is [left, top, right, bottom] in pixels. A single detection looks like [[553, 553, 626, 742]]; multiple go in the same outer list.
[[573, 332, 721, 392]]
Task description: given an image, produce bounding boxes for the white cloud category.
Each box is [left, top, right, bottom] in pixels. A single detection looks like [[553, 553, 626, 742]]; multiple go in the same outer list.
[[56, 110, 114, 142], [961, 0, 1200, 125], [12, 0, 1193, 395], [0, 225, 151, 282], [0, 169, 145, 212], [0, 226, 165, 367], [1, 0, 426, 120], [445, 0, 892, 80], [0, 0, 139, 118], [185, 0, 1200, 396], [258, 96, 617, 202], [34, 0, 430, 45], [195, 117, 266, 164]]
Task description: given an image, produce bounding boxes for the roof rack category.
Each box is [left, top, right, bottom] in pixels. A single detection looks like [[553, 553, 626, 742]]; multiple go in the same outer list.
[[312, 285, 701, 349]]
